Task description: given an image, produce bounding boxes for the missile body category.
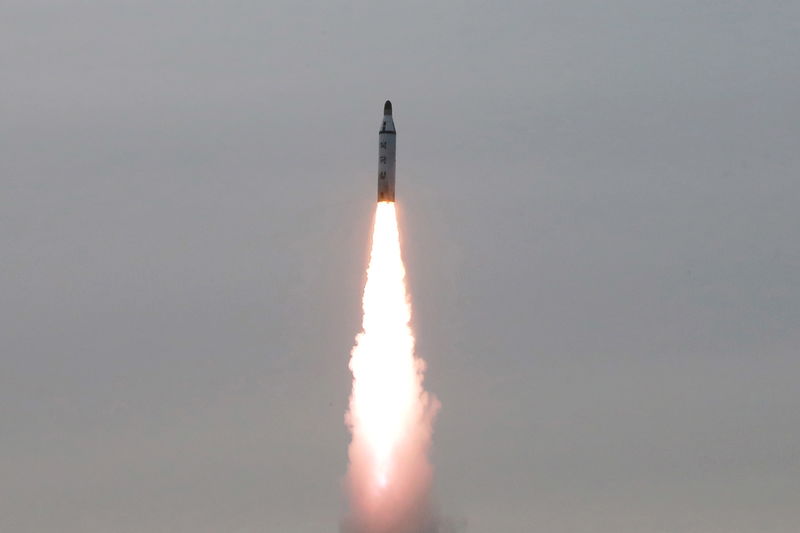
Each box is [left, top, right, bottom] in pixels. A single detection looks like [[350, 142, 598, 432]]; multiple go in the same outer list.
[[377, 100, 396, 202]]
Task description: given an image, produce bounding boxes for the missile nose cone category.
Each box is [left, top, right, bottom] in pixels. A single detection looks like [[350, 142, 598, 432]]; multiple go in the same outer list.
[[384, 100, 392, 116]]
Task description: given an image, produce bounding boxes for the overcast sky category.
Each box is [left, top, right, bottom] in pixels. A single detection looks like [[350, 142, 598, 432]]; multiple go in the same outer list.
[[2, 1, 799, 532]]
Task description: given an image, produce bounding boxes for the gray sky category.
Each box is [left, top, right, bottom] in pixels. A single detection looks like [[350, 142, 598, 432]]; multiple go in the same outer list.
[[2, 1, 799, 532]]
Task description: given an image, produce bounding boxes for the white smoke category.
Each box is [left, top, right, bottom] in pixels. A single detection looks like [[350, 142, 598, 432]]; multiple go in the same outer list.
[[342, 203, 441, 533]]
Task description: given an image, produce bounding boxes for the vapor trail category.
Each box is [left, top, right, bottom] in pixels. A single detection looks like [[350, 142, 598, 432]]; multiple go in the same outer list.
[[343, 202, 440, 533]]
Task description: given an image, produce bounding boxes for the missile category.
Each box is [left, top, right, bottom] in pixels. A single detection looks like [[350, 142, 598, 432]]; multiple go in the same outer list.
[[377, 100, 396, 202]]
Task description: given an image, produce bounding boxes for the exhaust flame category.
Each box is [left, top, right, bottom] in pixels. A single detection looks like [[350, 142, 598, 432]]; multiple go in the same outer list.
[[343, 202, 440, 533]]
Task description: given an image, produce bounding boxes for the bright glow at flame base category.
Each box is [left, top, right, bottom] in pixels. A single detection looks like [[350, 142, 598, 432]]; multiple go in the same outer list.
[[343, 202, 439, 533]]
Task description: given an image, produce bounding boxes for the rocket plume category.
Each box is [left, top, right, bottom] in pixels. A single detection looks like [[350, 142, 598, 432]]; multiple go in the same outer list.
[[343, 202, 440, 533]]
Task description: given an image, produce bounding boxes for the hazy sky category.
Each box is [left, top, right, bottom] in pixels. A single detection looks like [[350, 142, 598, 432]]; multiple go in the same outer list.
[[2, 1, 799, 532]]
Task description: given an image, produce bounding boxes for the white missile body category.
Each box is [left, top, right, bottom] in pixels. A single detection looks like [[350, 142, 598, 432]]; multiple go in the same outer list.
[[377, 100, 396, 202]]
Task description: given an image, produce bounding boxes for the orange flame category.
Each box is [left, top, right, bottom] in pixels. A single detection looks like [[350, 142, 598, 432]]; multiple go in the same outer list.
[[344, 202, 439, 533]]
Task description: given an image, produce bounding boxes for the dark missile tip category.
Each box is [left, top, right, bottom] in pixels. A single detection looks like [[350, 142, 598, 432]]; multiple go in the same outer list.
[[384, 100, 392, 116]]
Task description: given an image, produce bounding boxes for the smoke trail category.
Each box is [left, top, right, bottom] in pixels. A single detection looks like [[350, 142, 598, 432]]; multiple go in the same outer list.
[[343, 202, 440, 533]]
